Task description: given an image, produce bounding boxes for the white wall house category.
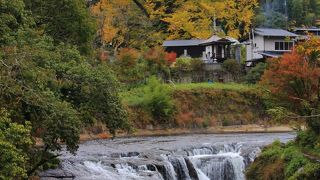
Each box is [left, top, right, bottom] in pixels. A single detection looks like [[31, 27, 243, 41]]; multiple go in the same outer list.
[[245, 28, 298, 65]]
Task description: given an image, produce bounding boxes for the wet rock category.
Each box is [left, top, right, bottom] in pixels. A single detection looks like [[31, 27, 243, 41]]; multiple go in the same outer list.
[[184, 157, 199, 180]]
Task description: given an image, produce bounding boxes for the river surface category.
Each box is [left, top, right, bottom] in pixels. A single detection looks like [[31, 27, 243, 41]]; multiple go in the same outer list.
[[41, 133, 295, 180]]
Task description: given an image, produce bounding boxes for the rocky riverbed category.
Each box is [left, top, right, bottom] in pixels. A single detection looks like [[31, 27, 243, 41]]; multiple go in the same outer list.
[[40, 133, 296, 180]]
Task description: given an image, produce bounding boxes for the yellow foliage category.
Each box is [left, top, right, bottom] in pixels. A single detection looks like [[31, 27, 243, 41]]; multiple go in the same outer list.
[[91, 0, 131, 47], [163, 0, 258, 39], [163, 1, 212, 39]]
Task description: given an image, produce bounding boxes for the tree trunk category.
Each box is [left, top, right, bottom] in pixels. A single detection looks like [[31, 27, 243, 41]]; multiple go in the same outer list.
[[132, 0, 150, 18]]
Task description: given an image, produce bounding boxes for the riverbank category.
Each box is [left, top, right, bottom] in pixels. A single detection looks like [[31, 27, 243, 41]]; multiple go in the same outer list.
[[79, 124, 294, 142]]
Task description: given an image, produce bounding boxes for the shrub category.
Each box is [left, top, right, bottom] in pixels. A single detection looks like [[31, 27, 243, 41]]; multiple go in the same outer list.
[[245, 62, 267, 84], [174, 57, 193, 72], [246, 139, 320, 180], [127, 76, 175, 126], [296, 130, 319, 149], [165, 52, 177, 65], [116, 48, 140, 67], [290, 163, 320, 180], [221, 59, 242, 81], [143, 46, 167, 65]]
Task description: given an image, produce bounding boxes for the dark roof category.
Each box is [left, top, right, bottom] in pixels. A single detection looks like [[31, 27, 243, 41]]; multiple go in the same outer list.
[[163, 40, 204, 47], [255, 28, 298, 37], [163, 35, 231, 47]]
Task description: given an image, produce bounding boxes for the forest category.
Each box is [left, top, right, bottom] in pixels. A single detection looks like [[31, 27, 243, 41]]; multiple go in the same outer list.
[[1, 0, 320, 179]]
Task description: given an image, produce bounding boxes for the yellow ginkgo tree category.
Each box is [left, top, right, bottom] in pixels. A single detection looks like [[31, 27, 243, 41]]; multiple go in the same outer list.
[[91, 0, 131, 55], [163, 0, 258, 39]]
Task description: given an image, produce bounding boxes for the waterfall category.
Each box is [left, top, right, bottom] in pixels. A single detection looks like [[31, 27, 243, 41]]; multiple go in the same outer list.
[[40, 133, 295, 180], [156, 144, 248, 180]]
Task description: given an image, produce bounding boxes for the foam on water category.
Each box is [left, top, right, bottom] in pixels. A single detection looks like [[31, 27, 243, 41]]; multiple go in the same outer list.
[[40, 133, 295, 180]]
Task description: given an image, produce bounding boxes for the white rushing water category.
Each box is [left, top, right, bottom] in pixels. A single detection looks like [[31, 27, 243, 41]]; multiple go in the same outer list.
[[40, 133, 295, 180]]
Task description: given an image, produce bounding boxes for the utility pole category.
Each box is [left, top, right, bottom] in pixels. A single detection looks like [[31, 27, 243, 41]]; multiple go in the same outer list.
[[285, 0, 289, 29], [213, 15, 217, 33]]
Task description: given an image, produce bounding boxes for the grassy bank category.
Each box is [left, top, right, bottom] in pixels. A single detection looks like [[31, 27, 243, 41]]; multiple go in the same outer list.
[[122, 82, 272, 129]]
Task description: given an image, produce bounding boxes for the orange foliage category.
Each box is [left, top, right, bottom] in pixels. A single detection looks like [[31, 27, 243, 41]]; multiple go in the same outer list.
[[143, 47, 166, 65], [98, 132, 111, 139], [116, 48, 140, 67], [165, 52, 177, 64], [260, 36, 320, 103]]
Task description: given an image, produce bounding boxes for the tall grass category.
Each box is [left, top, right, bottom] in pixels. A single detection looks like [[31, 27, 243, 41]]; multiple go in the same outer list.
[[169, 82, 259, 91], [122, 83, 260, 99]]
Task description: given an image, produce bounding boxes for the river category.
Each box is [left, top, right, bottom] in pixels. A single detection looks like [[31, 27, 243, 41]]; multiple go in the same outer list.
[[40, 132, 295, 180]]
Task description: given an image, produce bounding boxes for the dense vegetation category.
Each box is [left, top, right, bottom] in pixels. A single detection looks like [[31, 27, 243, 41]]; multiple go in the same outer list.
[[2, 0, 320, 179], [0, 0, 128, 178], [123, 79, 269, 129], [246, 37, 320, 179], [256, 0, 320, 28]]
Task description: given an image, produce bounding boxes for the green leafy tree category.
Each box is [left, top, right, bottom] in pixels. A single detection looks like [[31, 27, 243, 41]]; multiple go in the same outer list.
[[24, 0, 96, 54], [0, 0, 32, 45], [0, 30, 128, 176], [0, 108, 32, 179], [245, 63, 267, 84]]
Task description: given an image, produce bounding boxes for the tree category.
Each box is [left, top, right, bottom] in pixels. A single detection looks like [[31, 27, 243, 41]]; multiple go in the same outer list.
[[90, 0, 156, 54], [260, 36, 320, 134], [24, 0, 96, 55], [0, 29, 128, 176], [0, 108, 32, 179], [257, 0, 320, 28], [163, 0, 258, 39], [162, 1, 212, 39], [0, 0, 31, 45], [245, 62, 267, 84]]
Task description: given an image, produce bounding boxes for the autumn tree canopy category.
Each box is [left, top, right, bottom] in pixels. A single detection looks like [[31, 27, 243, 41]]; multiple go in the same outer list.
[[261, 36, 320, 133], [90, 0, 258, 52]]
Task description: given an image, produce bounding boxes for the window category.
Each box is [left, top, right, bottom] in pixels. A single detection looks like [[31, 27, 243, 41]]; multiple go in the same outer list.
[[275, 42, 279, 50], [285, 42, 289, 50], [275, 42, 294, 51], [280, 42, 284, 50]]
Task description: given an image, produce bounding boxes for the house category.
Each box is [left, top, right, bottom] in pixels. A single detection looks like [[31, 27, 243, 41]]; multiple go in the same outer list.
[[245, 28, 298, 66], [293, 27, 320, 36], [162, 35, 234, 63], [293, 27, 320, 41]]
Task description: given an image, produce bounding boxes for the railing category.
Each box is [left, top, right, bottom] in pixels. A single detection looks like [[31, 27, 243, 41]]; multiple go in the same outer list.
[[214, 53, 232, 59]]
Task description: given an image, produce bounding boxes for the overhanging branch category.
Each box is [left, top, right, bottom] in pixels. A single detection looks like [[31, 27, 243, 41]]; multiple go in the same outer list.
[[132, 0, 150, 18]]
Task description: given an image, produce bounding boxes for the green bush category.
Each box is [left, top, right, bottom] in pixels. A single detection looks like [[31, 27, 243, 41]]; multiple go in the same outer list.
[[221, 59, 242, 81], [282, 147, 308, 177], [245, 63, 267, 84], [174, 57, 193, 72], [127, 76, 175, 126], [296, 130, 319, 149], [246, 139, 320, 180], [289, 163, 320, 180], [246, 141, 286, 180]]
